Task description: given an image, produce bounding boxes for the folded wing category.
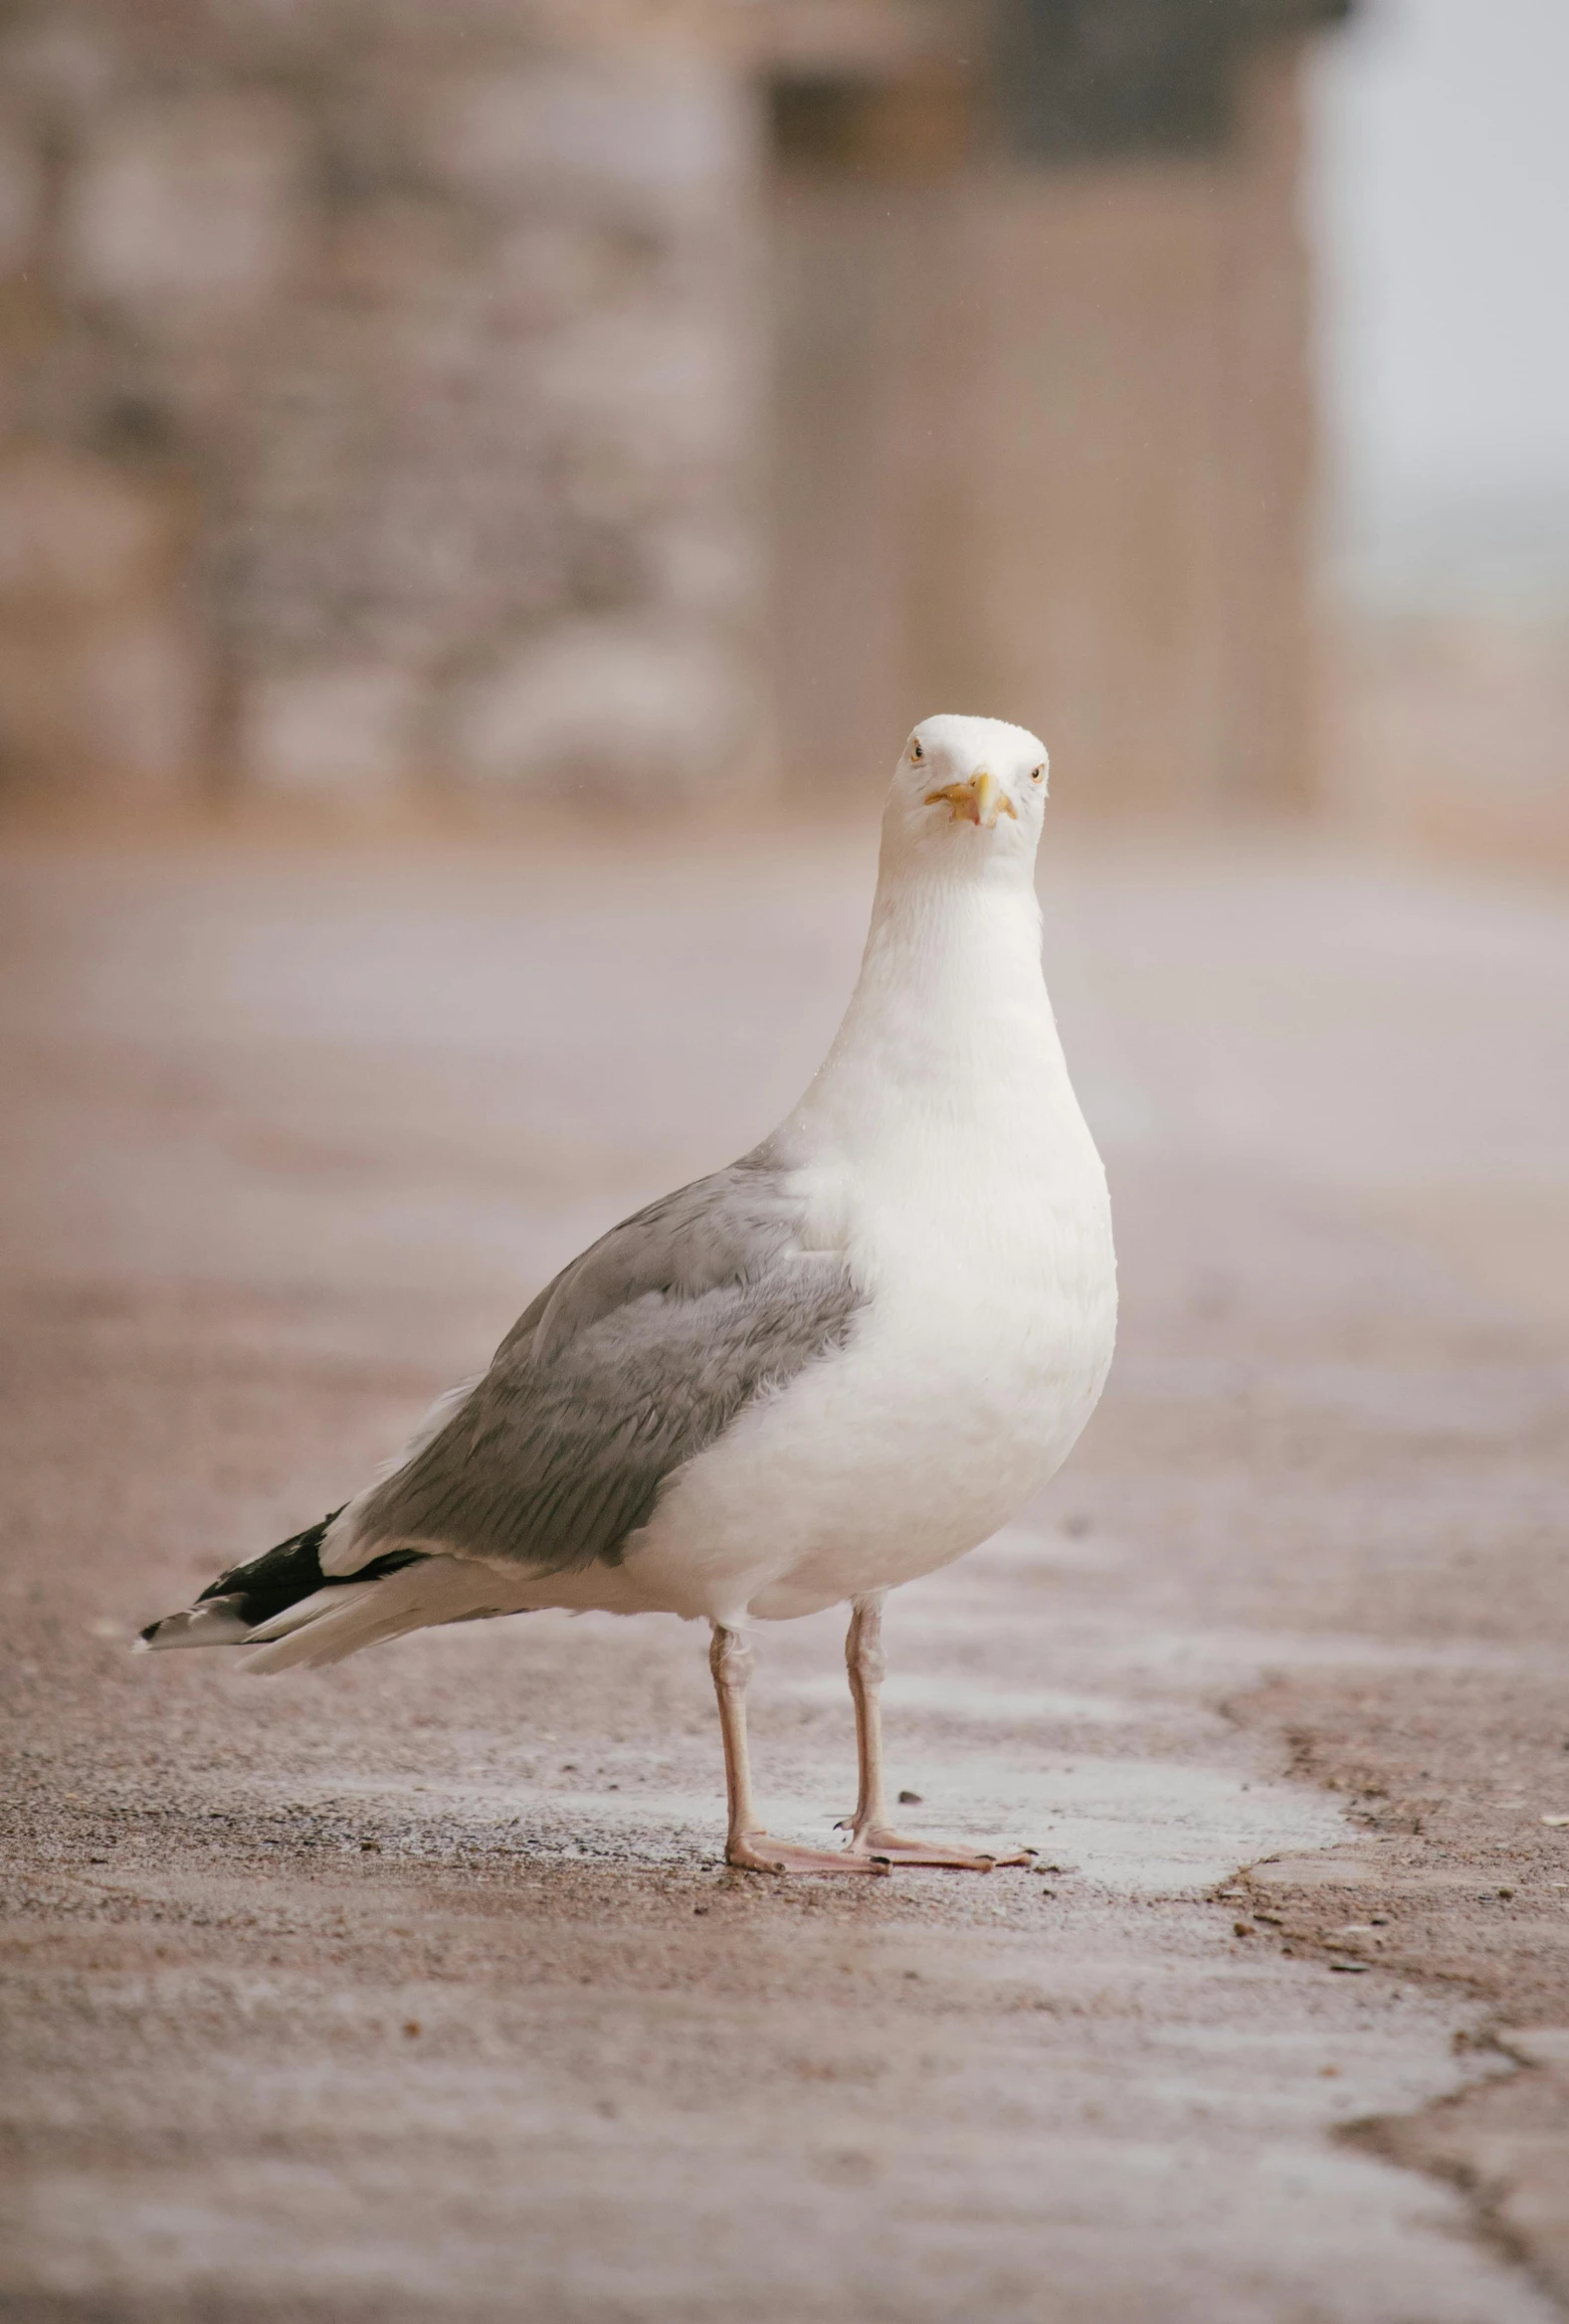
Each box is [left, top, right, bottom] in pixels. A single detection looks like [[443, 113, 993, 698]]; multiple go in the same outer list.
[[325, 1147, 863, 1582]]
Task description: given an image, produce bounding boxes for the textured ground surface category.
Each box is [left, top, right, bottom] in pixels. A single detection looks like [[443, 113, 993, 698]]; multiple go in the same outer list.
[[1, 826, 1567, 2323]]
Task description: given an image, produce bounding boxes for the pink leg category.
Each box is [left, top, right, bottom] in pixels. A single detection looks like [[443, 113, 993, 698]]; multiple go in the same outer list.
[[709, 1624, 887, 1876], [841, 1595, 1034, 1870]]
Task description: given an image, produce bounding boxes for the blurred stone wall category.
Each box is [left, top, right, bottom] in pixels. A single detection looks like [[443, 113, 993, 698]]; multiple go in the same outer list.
[[0, 0, 1347, 819], [0, 0, 768, 807]]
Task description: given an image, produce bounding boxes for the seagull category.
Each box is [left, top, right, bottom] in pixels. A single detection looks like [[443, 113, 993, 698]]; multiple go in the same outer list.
[[140, 714, 1117, 1875]]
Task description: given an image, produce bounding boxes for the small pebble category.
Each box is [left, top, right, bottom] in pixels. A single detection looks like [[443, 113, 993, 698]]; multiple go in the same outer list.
[[897, 1790, 922, 1806]]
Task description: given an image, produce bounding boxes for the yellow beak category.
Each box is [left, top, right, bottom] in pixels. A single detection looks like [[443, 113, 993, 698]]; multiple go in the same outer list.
[[923, 769, 1017, 829]]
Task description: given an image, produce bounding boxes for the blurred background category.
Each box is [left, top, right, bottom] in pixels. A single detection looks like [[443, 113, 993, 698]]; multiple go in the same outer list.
[[0, 0, 1561, 854], [5, 10, 1569, 2310]]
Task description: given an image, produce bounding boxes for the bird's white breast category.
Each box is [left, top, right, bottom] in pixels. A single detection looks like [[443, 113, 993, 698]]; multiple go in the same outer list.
[[624, 875, 1117, 1626]]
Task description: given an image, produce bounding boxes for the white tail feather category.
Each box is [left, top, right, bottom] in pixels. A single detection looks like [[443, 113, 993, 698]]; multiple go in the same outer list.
[[239, 1556, 518, 1676], [245, 1584, 369, 1644]]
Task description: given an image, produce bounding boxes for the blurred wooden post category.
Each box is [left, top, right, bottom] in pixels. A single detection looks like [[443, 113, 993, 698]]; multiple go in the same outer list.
[[763, 3, 1344, 818]]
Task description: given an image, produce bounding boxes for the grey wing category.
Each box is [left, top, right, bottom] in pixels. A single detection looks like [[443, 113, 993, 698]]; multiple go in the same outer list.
[[346, 1149, 863, 1575]]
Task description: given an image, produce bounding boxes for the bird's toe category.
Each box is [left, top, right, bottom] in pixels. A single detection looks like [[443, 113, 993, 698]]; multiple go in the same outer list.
[[724, 1833, 890, 1877]]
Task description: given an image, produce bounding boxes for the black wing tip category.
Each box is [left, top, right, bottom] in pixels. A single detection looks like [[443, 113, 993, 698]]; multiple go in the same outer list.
[[186, 1505, 350, 1630], [196, 1504, 347, 1608], [151, 1509, 423, 1642]]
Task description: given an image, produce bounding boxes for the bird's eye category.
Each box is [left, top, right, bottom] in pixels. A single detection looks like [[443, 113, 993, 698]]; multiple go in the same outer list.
[[909, 737, 923, 762], [1029, 763, 1046, 784]]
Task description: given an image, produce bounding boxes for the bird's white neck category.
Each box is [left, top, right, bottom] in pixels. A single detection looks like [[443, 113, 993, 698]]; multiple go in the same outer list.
[[789, 865, 1070, 1161]]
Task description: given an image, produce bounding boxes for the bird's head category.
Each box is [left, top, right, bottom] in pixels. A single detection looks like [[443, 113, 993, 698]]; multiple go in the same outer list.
[[882, 714, 1050, 880]]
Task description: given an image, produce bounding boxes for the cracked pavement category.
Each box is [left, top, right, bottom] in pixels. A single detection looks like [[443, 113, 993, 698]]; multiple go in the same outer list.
[[1, 824, 1566, 2321]]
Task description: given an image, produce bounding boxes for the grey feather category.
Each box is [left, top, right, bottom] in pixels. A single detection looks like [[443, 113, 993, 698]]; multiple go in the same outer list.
[[348, 1147, 863, 1576]]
